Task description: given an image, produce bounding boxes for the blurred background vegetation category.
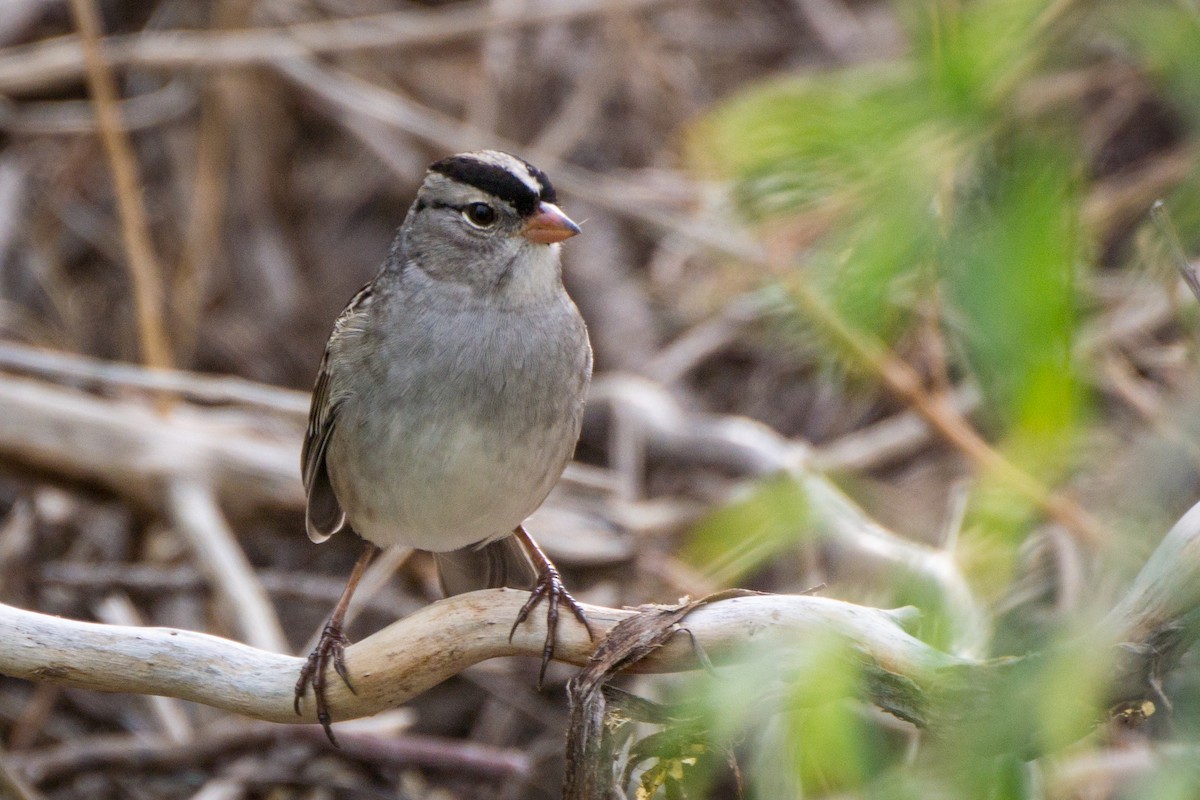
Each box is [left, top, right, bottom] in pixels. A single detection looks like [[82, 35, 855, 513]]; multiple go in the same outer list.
[[1, 0, 1200, 798]]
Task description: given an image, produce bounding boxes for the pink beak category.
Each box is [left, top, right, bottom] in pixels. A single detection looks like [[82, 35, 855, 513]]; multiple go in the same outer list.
[[521, 202, 581, 244]]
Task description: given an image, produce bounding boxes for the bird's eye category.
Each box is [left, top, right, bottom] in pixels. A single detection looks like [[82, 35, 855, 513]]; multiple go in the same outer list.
[[463, 203, 497, 227]]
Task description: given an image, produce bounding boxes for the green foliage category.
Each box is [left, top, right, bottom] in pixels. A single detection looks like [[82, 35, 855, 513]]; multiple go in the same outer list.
[[906, 0, 1054, 121], [631, 738, 709, 800], [627, 629, 1117, 799], [683, 474, 811, 586], [942, 140, 1080, 438], [695, 0, 1090, 451], [660, 633, 886, 798], [695, 66, 952, 345], [1138, 756, 1200, 800], [668, 0, 1200, 797]]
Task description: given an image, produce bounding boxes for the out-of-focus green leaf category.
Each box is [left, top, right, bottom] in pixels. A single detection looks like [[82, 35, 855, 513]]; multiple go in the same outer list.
[[693, 67, 942, 218], [677, 0, 1199, 794], [1137, 756, 1200, 800], [1034, 635, 1110, 751], [693, 66, 959, 343], [939, 137, 1088, 558], [906, 0, 1059, 122], [678, 633, 882, 798], [942, 138, 1085, 479], [683, 474, 810, 586]]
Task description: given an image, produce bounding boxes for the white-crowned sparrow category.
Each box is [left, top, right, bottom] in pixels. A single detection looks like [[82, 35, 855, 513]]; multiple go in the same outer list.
[[295, 151, 593, 743]]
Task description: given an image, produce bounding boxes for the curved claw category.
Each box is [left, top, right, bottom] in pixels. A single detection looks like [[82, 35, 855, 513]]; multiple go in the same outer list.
[[508, 562, 592, 689], [294, 623, 355, 746]]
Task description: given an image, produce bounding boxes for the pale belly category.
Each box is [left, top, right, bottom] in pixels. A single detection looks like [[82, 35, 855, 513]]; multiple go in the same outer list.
[[326, 401, 576, 552], [319, 278, 591, 552]]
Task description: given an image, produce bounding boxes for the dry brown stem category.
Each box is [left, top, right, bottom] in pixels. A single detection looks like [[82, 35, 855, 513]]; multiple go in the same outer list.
[[10, 719, 528, 785], [0, 341, 309, 414], [777, 278, 1109, 545], [0, 0, 679, 94], [166, 480, 288, 652], [69, 0, 172, 371]]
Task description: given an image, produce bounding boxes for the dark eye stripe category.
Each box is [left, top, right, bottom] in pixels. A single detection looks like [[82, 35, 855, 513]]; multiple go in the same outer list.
[[422, 200, 481, 213], [419, 200, 500, 229]]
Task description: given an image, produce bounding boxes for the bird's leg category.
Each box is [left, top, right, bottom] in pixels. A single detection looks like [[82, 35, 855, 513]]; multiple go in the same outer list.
[[294, 541, 378, 745], [508, 525, 593, 688]]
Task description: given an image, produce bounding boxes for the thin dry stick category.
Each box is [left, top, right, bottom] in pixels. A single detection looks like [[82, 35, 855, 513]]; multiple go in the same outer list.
[[69, 0, 172, 370], [0, 80, 196, 135], [174, 84, 231, 362], [1084, 145, 1196, 234], [781, 277, 1109, 545], [1151, 199, 1200, 303], [166, 479, 289, 653], [0, 341, 309, 414], [0, 0, 681, 94], [0, 749, 46, 800], [815, 385, 981, 472]]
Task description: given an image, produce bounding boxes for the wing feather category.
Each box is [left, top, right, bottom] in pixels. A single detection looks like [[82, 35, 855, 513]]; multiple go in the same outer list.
[[302, 283, 373, 543]]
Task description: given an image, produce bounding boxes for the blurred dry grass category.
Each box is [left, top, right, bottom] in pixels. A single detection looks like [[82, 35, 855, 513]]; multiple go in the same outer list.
[[0, 0, 1198, 798]]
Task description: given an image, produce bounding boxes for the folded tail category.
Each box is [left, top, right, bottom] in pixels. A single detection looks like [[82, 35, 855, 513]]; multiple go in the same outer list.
[[434, 535, 538, 596]]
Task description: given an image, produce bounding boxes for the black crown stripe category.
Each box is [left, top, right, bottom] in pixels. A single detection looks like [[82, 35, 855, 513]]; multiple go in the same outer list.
[[429, 154, 556, 217]]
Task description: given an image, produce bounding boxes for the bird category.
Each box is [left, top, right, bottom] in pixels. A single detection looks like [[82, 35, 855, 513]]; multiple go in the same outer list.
[[294, 150, 593, 744]]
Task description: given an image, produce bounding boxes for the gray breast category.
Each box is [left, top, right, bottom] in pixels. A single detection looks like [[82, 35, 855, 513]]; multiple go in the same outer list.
[[325, 282, 591, 551]]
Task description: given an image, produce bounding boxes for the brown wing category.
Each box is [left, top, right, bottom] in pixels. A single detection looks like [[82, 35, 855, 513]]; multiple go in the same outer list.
[[302, 283, 373, 543]]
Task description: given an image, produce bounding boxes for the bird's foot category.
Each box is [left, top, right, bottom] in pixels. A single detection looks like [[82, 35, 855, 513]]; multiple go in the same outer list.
[[508, 558, 593, 689], [294, 622, 356, 746]]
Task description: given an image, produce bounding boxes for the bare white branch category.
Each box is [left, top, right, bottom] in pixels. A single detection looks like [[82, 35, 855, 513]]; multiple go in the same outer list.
[[0, 590, 948, 726]]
